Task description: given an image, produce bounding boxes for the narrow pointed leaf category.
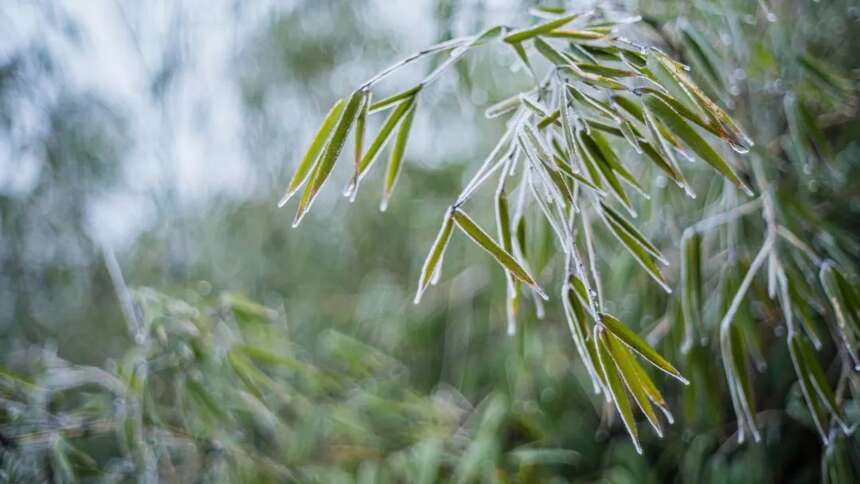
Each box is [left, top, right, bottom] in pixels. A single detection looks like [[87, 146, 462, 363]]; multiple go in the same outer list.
[[600, 313, 687, 383], [645, 94, 751, 195], [729, 324, 758, 438], [607, 332, 663, 436], [279, 98, 346, 206], [681, 228, 703, 350], [603, 216, 670, 292], [355, 97, 415, 181], [652, 51, 753, 152], [354, 91, 370, 174], [600, 203, 665, 262], [795, 333, 846, 426], [368, 85, 422, 113], [415, 210, 455, 303], [452, 208, 544, 296], [503, 13, 580, 43], [788, 335, 831, 442], [597, 330, 642, 454], [294, 90, 364, 225], [382, 102, 416, 209]]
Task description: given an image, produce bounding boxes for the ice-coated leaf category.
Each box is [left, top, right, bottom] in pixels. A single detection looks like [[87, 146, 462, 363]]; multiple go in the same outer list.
[[645, 94, 751, 195], [503, 13, 581, 44], [294, 90, 364, 226], [279, 98, 346, 207], [415, 210, 455, 304], [381, 101, 417, 210], [600, 313, 687, 383], [607, 332, 663, 436], [452, 208, 544, 297], [596, 330, 642, 454]]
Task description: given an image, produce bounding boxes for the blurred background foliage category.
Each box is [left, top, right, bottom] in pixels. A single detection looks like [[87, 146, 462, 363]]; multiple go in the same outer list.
[[0, 0, 859, 482]]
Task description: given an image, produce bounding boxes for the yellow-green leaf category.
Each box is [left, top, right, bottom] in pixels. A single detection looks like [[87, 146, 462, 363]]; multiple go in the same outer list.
[[294, 90, 364, 226], [382, 102, 416, 210], [278, 98, 346, 207]]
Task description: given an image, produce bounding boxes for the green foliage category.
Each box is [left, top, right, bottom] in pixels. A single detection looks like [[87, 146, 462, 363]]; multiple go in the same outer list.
[[2, 1, 860, 482]]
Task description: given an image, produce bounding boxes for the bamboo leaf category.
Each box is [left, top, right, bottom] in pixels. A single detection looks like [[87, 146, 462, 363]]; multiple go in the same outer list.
[[453, 208, 545, 297], [642, 102, 690, 194], [652, 51, 753, 152], [545, 28, 608, 40], [486, 92, 527, 119], [645, 94, 751, 195], [681, 228, 703, 351], [600, 313, 687, 383], [381, 102, 416, 210], [581, 131, 632, 210], [553, 155, 605, 195], [603, 214, 670, 292], [355, 97, 416, 184], [606, 332, 663, 437], [590, 130, 645, 194], [510, 42, 534, 77], [278, 98, 346, 207], [640, 140, 683, 184], [294, 90, 364, 226], [597, 330, 642, 454], [368, 85, 422, 113], [415, 210, 455, 304], [503, 13, 581, 43], [600, 202, 665, 263], [794, 333, 847, 428], [821, 262, 860, 340], [577, 63, 637, 78], [533, 37, 570, 66], [788, 335, 832, 443], [354, 91, 370, 173], [728, 324, 758, 439]]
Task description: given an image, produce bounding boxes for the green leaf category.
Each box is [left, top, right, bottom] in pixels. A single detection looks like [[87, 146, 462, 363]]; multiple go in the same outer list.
[[294, 90, 364, 226], [452, 208, 544, 297], [577, 63, 637, 78], [510, 41, 534, 77], [607, 332, 663, 437], [600, 313, 687, 384], [681, 228, 703, 350], [544, 28, 608, 40], [821, 262, 860, 338], [600, 202, 665, 263], [642, 102, 690, 194], [794, 333, 847, 428], [533, 37, 569, 66], [590, 130, 645, 194], [602, 212, 670, 292], [382, 102, 417, 210], [368, 85, 422, 113], [652, 51, 753, 153], [354, 96, 416, 186], [354, 91, 370, 173], [580, 131, 632, 211], [486, 92, 527, 119], [503, 13, 581, 44], [597, 330, 642, 454], [645, 94, 751, 195], [553, 155, 606, 195], [278, 98, 346, 206], [788, 334, 831, 442], [415, 210, 455, 304], [728, 324, 758, 440]]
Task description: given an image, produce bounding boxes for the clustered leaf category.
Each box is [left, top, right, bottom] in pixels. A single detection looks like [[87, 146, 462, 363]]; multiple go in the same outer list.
[[280, 8, 772, 451]]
